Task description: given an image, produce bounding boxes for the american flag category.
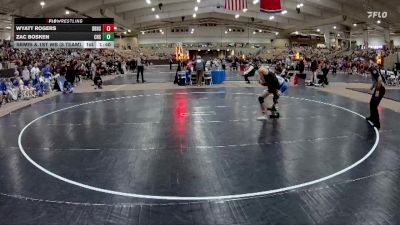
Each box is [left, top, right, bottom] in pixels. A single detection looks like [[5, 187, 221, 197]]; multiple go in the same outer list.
[[225, 0, 248, 11]]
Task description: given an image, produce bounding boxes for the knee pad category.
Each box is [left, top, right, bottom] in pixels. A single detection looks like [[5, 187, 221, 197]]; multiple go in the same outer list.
[[258, 96, 264, 104]]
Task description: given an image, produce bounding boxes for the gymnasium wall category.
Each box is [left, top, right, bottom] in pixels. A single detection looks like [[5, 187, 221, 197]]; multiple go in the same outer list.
[[354, 35, 400, 48], [137, 26, 277, 46], [0, 30, 11, 41], [115, 37, 139, 49]]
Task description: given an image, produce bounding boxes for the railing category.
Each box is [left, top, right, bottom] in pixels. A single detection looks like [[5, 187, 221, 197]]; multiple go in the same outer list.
[[0, 69, 16, 78]]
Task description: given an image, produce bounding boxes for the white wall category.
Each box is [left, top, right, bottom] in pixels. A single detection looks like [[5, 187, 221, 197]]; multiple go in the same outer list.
[[0, 31, 11, 41], [272, 39, 289, 48], [115, 37, 138, 49], [354, 35, 400, 48], [138, 26, 275, 45], [392, 36, 400, 47]]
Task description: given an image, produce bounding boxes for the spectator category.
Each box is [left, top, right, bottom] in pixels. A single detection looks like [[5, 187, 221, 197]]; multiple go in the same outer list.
[[6, 78, 18, 101], [194, 55, 205, 86], [30, 63, 40, 81], [0, 79, 9, 105], [311, 59, 318, 85], [94, 73, 103, 89], [22, 66, 30, 85], [136, 53, 145, 83], [299, 59, 305, 74], [366, 64, 386, 129]]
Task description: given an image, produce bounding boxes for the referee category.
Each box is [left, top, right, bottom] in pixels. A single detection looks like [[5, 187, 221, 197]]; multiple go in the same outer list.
[[136, 53, 146, 83]]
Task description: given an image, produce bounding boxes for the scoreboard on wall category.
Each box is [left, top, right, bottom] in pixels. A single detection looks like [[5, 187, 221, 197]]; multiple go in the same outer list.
[[13, 18, 115, 49]]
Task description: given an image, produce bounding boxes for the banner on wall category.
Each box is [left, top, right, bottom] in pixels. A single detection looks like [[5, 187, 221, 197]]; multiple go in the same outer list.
[[260, 0, 282, 13], [225, 0, 247, 11]]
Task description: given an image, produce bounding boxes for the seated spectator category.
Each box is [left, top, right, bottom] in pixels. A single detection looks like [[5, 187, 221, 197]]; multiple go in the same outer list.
[[63, 81, 74, 94], [6, 78, 19, 101], [26, 82, 37, 99], [18, 77, 28, 100], [0, 79, 9, 105]]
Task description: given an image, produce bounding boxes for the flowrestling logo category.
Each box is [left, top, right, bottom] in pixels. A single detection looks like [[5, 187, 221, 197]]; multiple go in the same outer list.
[[367, 11, 388, 19]]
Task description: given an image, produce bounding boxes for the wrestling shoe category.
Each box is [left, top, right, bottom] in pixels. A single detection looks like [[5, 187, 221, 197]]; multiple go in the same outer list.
[[269, 112, 280, 119], [267, 106, 278, 112]]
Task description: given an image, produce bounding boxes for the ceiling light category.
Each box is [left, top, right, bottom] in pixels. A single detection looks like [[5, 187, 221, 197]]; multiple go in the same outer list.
[[194, 6, 198, 11], [198, 49, 201, 51], [128, 29, 131, 32], [259, 29, 262, 32], [146, 0, 151, 4], [275, 32, 279, 35], [123, 31, 127, 34], [141, 31, 145, 34], [353, 23, 357, 27], [317, 28, 320, 32], [243, 8, 248, 12], [65, 10, 70, 15], [269, 16, 274, 20], [229, 28, 232, 32], [155, 14, 159, 19], [252, 0, 259, 4], [299, 3, 304, 7], [253, 31, 256, 34], [197, 0, 201, 3], [227, 49, 230, 51], [207, 49, 210, 51], [151, 7, 155, 11], [217, 49, 220, 51], [5, 26, 11, 29], [377, 20, 381, 24], [159, 29, 163, 32], [193, 13, 197, 18], [333, 26, 337, 29], [235, 14, 240, 19], [40, 1, 45, 6], [295, 31, 299, 34], [281, 10, 287, 15], [225, 31, 228, 34]]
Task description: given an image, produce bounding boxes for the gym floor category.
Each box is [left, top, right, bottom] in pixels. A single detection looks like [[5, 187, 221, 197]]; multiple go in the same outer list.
[[0, 70, 400, 224]]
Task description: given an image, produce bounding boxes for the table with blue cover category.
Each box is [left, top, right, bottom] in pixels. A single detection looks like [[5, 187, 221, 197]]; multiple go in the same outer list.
[[211, 70, 226, 84]]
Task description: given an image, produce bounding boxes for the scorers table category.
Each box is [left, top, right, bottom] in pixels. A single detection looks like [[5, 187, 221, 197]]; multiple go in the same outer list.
[[13, 18, 115, 49]]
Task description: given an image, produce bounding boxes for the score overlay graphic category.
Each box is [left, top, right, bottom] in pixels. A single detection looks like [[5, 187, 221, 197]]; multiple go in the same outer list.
[[13, 18, 115, 49]]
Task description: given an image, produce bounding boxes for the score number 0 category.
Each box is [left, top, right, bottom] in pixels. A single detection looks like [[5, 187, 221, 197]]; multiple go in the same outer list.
[[103, 24, 114, 32]]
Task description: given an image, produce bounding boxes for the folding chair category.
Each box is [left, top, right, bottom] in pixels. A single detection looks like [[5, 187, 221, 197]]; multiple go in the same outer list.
[[204, 71, 212, 86], [190, 73, 197, 86]]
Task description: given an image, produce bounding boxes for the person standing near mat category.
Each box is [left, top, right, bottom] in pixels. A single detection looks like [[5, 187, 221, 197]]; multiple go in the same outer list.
[[256, 63, 281, 120], [242, 62, 258, 84], [366, 63, 385, 129], [194, 55, 205, 86], [136, 53, 146, 83]]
